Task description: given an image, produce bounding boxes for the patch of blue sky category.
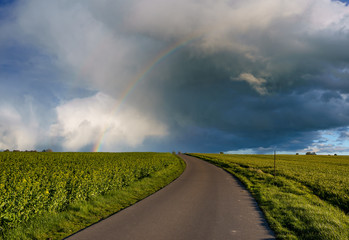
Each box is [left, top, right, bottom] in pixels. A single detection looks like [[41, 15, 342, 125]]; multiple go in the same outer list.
[[225, 128, 349, 155], [0, 0, 17, 20], [0, 0, 15, 6], [0, 42, 50, 74], [314, 129, 349, 155], [0, 40, 96, 103], [225, 149, 258, 155], [334, 0, 349, 5]]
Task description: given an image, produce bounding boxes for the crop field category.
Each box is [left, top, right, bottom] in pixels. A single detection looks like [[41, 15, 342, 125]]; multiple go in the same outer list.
[[191, 153, 349, 240], [0, 152, 184, 239]]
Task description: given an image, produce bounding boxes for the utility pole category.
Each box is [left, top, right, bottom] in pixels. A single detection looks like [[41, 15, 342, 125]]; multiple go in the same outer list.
[[274, 150, 276, 177]]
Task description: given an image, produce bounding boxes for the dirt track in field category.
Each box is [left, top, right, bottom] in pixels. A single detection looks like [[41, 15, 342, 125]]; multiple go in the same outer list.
[[66, 154, 275, 240]]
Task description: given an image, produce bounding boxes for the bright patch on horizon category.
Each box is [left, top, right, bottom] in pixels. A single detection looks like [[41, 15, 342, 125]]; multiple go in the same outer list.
[[50, 93, 167, 152]]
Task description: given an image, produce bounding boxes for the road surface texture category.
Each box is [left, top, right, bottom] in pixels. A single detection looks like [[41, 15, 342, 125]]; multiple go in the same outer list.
[[66, 154, 275, 240]]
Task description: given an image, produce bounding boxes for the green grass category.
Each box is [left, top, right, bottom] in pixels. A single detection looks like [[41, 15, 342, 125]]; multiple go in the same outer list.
[[190, 153, 349, 240], [0, 152, 185, 239]]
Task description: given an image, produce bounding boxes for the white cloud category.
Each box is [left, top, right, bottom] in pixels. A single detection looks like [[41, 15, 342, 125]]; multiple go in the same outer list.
[[50, 92, 167, 151], [0, 103, 39, 150], [234, 73, 268, 95]]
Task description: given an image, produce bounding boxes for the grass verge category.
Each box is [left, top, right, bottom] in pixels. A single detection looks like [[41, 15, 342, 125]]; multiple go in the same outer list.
[[2, 155, 185, 240], [190, 154, 349, 240]]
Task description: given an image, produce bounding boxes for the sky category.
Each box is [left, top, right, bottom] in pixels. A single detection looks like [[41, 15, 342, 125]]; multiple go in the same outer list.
[[1, 0, 349, 154]]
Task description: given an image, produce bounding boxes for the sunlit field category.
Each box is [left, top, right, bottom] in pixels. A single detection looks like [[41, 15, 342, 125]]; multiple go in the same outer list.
[[0, 152, 184, 239], [191, 153, 349, 240]]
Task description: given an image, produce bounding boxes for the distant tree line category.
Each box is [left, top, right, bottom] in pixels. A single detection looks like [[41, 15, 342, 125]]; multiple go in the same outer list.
[[2, 149, 53, 152], [297, 152, 338, 156]]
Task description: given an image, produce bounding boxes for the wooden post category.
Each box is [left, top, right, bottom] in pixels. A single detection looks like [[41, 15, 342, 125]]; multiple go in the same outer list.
[[274, 150, 276, 177]]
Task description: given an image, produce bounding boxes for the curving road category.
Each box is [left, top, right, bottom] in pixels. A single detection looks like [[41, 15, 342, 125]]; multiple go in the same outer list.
[[66, 154, 275, 240]]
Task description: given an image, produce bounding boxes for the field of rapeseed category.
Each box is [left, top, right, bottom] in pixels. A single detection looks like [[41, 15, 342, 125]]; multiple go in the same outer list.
[[0, 152, 183, 239]]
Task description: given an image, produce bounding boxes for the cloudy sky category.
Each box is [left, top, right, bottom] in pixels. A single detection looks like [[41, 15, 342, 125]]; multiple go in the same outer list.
[[1, 0, 349, 154]]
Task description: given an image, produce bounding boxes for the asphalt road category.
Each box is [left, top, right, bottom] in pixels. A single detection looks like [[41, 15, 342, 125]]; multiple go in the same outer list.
[[66, 154, 275, 240]]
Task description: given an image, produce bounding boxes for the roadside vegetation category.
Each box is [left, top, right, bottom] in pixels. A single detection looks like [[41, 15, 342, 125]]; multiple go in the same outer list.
[[0, 152, 185, 240], [190, 153, 349, 240]]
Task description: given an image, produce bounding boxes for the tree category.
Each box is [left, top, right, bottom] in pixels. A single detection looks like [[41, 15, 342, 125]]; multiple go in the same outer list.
[[306, 152, 316, 155]]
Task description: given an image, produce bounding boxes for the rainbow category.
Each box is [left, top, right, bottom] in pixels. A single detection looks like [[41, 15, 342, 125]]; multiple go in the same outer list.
[[92, 34, 201, 152]]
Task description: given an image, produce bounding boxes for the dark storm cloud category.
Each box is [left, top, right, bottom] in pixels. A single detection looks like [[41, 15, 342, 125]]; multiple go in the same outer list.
[[133, 47, 349, 152]]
